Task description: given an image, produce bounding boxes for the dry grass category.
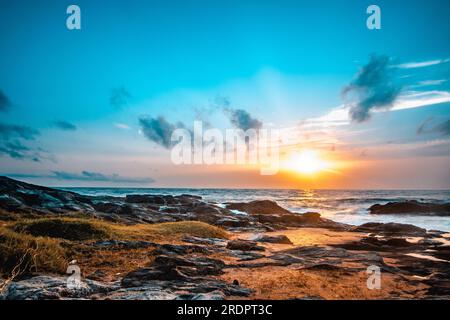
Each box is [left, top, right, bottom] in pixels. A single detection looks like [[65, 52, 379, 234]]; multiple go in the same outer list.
[[111, 220, 229, 241], [13, 218, 112, 241], [1, 217, 228, 281], [10, 217, 228, 242], [0, 227, 68, 277]]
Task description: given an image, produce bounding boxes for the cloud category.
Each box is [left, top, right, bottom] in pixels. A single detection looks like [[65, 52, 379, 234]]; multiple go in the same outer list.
[[110, 86, 132, 108], [417, 118, 450, 136], [52, 171, 155, 183], [0, 123, 39, 140], [0, 123, 49, 161], [0, 90, 11, 112], [342, 54, 402, 123], [114, 123, 131, 130], [0, 141, 42, 162], [225, 108, 263, 131], [413, 79, 447, 87], [4, 171, 155, 184], [53, 120, 77, 131], [0, 142, 29, 160], [213, 95, 263, 131], [139, 116, 186, 149], [397, 58, 450, 69]]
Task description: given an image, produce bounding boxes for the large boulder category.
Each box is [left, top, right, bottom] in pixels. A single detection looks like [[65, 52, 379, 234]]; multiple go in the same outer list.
[[369, 201, 450, 216]]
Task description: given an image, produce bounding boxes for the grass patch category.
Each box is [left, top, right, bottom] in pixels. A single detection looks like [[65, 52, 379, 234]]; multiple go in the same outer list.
[[0, 227, 67, 277], [13, 218, 112, 241], [10, 218, 228, 242], [111, 221, 229, 241]]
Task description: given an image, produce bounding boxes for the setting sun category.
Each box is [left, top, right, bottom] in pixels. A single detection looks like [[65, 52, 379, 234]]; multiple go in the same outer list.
[[283, 149, 330, 175]]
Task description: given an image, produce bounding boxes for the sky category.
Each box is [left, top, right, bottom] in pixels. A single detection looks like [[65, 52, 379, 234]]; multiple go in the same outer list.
[[0, 0, 449, 189]]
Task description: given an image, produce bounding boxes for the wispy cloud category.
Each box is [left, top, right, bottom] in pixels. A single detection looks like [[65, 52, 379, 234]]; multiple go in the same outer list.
[[342, 54, 402, 123], [53, 171, 155, 183], [413, 79, 447, 87], [396, 58, 450, 69], [110, 86, 132, 108], [0, 123, 53, 162], [4, 171, 155, 183], [0, 123, 39, 140], [417, 117, 450, 136], [114, 123, 131, 130], [53, 120, 77, 131]]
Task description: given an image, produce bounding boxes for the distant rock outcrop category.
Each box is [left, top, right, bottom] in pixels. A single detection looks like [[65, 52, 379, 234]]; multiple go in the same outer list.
[[369, 200, 450, 216]]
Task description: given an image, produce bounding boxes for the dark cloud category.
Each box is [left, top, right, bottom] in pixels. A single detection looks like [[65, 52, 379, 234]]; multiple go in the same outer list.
[[52, 171, 155, 183], [0, 90, 11, 112], [139, 116, 186, 149], [110, 86, 131, 108], [53, 120, 77, 131], [214, 95, 263, 131], [343, 54, 402, 123], [417, 118, 450, 136], [225, 108, 263, 131]]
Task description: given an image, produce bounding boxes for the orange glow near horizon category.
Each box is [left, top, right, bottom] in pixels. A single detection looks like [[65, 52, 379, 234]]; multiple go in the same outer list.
[[282, 149, 332, 176]]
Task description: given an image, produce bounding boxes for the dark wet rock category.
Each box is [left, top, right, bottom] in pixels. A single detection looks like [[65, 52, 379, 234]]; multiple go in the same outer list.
[[226, 239, 265, 251], [353, 222, 427, 236], [226, 200, 291, 215], [125, 194, 165, 205], [229, 250, 266, 261], [252, 234, 293, 244], [92, 201, 133, 215], [369, 200, 450, 216]]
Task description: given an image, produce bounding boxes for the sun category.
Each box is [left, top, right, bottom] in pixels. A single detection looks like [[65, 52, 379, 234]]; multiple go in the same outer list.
[[283, 149, 329, 175]]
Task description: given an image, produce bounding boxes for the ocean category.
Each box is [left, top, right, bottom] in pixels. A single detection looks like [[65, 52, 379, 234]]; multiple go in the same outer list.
[[61, 188, 450, 232]]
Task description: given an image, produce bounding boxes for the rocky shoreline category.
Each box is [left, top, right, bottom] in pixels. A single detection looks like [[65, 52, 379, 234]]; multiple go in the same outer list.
[[0, 176, 449, 300]]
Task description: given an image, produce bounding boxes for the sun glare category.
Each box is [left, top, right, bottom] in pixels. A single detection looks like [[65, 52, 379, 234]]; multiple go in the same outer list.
[[283, 149, 330, 175]]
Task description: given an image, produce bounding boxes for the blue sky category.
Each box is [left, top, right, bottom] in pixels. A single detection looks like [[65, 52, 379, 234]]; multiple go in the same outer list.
[[0, 0, 449, 188]]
